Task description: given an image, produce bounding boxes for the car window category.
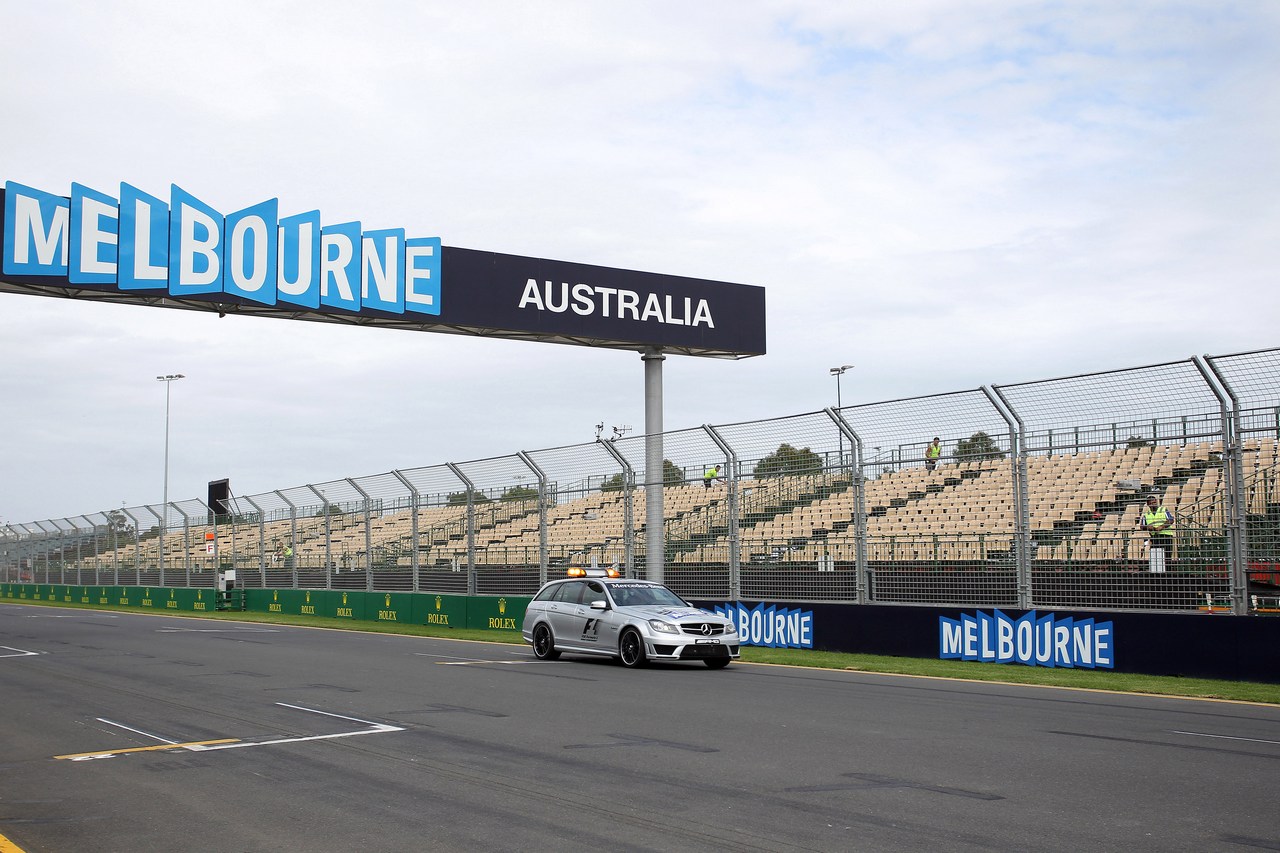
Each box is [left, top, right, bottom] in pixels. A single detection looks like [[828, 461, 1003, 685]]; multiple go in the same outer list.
[[584, 581, 606, 603], [533, 583, 562, 602], [552, 581, 584, 604]]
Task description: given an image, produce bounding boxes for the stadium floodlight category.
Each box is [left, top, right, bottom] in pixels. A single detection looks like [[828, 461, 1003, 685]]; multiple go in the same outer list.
[[829, 365, 854, 468]]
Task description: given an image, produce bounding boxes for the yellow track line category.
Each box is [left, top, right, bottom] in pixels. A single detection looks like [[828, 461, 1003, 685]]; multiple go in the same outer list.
[[0, 830, 28, 853], [55, 738, 239, 760]]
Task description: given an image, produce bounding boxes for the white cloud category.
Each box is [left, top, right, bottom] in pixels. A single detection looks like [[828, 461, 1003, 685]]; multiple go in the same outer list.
[[1, 0, 1277, 523]]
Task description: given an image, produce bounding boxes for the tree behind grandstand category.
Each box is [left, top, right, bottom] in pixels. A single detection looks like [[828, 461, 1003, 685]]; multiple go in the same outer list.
[[954, 431, 1005, 461], [600, 459, 684, 492], [753, 443, 823, 478]]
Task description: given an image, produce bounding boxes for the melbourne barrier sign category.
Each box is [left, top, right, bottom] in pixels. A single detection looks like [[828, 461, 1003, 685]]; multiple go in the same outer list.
[[713, 601, 815, 648], [939, 610, 1114, 669], [1, 179, 765, 357]]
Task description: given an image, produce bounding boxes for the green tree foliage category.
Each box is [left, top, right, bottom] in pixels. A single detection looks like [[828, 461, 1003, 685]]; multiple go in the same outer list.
[[447, 490, 492, 506], [600, 460, 683, 490], [953, 431, 1005, 461], [753, 443, 823, 478], [500, 485, 539, 503]]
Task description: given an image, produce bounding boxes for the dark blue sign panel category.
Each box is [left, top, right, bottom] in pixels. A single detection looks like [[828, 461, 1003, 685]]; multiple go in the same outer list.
[[1, 180, 765, 358], [939, 610, 1114, 669]]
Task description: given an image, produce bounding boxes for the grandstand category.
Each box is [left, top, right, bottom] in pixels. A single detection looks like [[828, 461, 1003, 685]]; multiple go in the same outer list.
[[5, 348, 1279, 613]]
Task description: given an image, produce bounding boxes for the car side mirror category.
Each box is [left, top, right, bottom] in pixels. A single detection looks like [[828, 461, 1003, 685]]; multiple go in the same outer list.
[[590, 599, 608, 610]]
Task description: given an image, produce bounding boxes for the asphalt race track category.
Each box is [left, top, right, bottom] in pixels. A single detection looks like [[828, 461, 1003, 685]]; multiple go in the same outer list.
[[1, 602, 1277, 852]]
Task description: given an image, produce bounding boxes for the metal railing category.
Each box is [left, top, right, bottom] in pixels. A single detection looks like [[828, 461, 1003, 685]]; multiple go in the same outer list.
[[5, 347, 1280, 615]]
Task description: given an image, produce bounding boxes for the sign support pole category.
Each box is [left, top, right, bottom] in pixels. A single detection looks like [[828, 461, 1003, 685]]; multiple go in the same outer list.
[[643, 348, 665, 583]]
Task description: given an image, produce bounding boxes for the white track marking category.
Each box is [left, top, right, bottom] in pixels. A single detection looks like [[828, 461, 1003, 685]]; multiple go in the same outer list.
[[58, 703, 403, 761], [97, 718, 178, 744], [0, 646, 40, 657], [188, 703, 403, 752], [1172, 730, 1280, 746]]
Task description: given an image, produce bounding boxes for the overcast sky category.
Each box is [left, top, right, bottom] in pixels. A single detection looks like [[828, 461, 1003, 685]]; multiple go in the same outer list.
[[2, 1, 1277, 525]]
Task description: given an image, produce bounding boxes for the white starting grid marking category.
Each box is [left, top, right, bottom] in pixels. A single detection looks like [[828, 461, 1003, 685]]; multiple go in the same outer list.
[[0, 646, 41, 658], [56, 703, 404, 762], [1172, 730, 1280, 747], [413, 651, 536, 666], [154, 627, 279, 633]]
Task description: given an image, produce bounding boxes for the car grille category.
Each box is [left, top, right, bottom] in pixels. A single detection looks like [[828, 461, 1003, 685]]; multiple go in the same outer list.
[[680, 623, 728, 636]]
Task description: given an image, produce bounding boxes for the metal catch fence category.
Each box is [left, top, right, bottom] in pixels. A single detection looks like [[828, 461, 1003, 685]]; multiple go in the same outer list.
[[4, 347, 1280, 616]]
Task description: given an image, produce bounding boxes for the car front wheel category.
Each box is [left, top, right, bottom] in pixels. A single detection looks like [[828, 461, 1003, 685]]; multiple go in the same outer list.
[[532, 623, 560, 660], [619, 628, 647, 668]]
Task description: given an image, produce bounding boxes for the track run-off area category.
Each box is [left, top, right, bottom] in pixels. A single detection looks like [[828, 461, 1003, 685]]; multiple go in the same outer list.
[[1, 601, 1277, 852]]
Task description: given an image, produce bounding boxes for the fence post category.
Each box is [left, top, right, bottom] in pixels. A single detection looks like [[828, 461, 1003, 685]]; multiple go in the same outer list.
[[596, 437, 636, 579], [305, 485, 331, 588], [274, 490, 299, 588], [170, 503, 190, 586], [826, 408, 867, 604], [516, 452, 550, 585], [242, 495, 265, 578], [1198, 356, 1249, 615], [346, 478, 374, 590], [446, 463, 477, 595], [704, 425, 741, 600], [390, 472, 420, 592], [987, 386, 1032, 609]]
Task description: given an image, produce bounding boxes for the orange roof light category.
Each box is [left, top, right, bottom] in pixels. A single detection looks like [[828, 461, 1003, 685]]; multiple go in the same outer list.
[[566, 567, 587, 577]]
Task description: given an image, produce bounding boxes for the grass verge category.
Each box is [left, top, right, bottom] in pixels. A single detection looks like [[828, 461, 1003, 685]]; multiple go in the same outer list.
[[8, 598, 1280, 705]]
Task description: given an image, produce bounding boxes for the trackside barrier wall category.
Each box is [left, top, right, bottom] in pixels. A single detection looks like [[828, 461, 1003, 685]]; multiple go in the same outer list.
[[0, 583, 528, 633], [688, 599, 1280, 684]]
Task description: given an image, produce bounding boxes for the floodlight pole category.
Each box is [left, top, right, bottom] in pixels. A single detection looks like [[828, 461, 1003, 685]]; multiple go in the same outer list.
[[156, 373, 185, 578]]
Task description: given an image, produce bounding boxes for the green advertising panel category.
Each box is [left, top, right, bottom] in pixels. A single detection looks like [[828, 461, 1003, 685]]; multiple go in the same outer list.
[[252, 588, 308, 616], [297, 588, 325, 617], [321, 589, 366, 621], [136, 588, 162, 610], [412, 593, 468, 629], [371, 592, 414, 626], [189, 587, 216, 614], [466, 595, 530, 632]]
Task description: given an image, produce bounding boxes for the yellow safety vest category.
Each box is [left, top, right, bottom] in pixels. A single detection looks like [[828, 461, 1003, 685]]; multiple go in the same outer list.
[[1142, 506, 1174, 537], [926, 443, 941, 460]]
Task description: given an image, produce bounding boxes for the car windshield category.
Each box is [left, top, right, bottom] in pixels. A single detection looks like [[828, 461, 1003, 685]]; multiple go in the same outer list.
[[609, 584, 688, 608]]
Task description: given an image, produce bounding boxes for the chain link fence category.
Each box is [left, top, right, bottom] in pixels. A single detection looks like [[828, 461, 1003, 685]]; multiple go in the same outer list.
[[4, 347, 1280, 615]]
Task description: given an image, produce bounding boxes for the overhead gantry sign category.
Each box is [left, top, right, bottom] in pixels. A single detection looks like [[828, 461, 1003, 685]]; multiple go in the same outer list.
[[1, 180, 765, 358]]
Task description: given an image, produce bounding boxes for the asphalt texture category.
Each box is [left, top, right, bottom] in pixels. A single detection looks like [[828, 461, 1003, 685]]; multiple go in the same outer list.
[[1, 602, 1277, 852]]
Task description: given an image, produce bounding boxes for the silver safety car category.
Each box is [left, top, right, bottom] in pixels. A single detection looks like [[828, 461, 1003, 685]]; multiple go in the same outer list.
[[521, 569, 740, 668]]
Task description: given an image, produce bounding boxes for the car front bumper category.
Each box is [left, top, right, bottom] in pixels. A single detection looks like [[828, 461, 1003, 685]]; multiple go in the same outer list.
[[646, 637, 741, 662]]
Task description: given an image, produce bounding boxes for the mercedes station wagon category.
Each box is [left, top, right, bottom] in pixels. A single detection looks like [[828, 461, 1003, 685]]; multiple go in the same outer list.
[[521, 569, 740, 668]]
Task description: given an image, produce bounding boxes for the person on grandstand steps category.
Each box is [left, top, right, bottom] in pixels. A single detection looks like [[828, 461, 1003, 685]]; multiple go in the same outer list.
[[925, 437, 942, 472], [704, 465, 724, 489], [1139, 495, 1175, 572]]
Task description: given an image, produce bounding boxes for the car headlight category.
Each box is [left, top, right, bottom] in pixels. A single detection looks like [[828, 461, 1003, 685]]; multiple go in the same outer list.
[[647, 619, 681, 635], [721, 621, 738, 635]]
